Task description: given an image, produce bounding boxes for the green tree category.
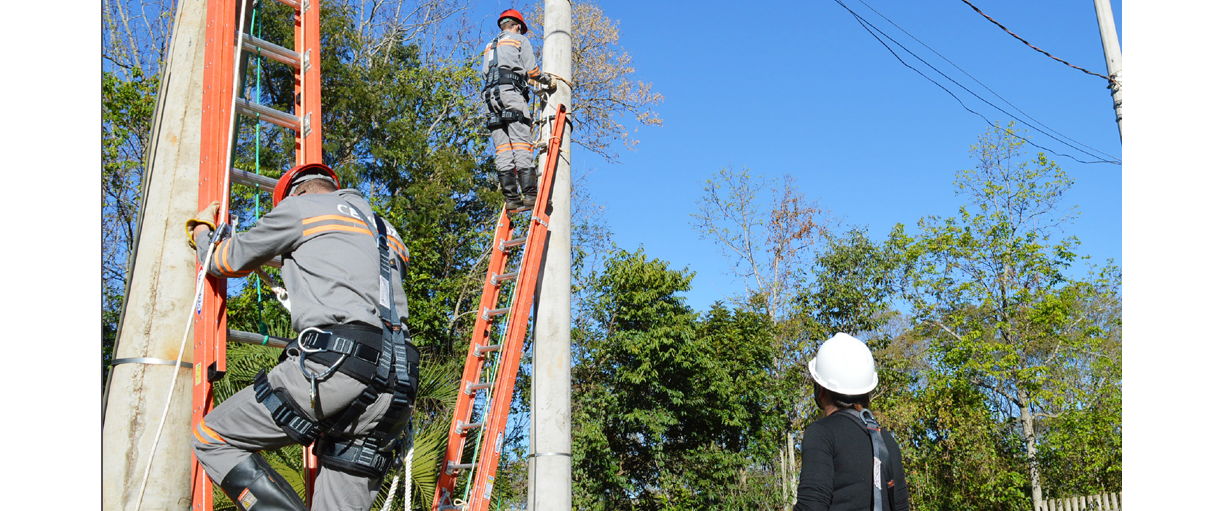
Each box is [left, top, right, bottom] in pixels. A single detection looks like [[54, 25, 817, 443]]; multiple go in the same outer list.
[[572, 249, 789, 510], [901, 123, 1122, 508]]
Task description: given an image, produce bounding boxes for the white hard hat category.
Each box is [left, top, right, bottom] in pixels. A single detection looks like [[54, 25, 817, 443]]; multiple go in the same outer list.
[[807, 333, 878, 395]]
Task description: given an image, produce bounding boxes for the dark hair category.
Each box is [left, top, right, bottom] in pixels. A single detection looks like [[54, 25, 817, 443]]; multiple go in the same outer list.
[[297, 177, 338, 195], [813, 381, 871, 410]]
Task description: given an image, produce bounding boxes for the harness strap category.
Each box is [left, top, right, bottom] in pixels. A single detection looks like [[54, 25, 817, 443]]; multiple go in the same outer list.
[[838, 408, 894, 511], [317, 436, 392, 479], [254, 369, 325, 445], [297, 326, 383, 382]]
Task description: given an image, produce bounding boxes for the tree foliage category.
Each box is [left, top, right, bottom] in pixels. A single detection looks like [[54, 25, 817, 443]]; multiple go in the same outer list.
[[572, 249, 791, 510]]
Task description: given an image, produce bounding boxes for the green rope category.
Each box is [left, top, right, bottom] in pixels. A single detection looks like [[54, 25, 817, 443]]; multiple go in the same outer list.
[[250, 1, 270, 337]]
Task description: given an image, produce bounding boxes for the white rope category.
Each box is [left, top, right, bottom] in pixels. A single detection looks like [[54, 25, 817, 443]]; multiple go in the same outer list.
[[380, 474, 400, 511], [375, 446, 415, 511], [403, 446, 415, 511], [131, 241, 219, 511]]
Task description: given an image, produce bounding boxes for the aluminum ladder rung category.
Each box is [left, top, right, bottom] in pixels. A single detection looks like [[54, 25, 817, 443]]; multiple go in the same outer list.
[[473, 343, 501, 357], [271, 0, 301, 9], [490, 270, 519, 286], [464, 381, 494, 395], [454, 421, 482, 435], [481, 307, 510, 321], [230, 167, 277, 193], [240, 33, 301, 69], [446, 461, 476, 474], [236, 98, 300, 131], [499, 236, 527, 251], [226, 329, 290, 349]]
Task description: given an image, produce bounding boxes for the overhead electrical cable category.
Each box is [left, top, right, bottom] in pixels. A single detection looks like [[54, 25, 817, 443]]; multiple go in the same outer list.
[[855, 0, 1121, 163], [831, 0, 1121, 165], [958, 0, 1116, 85]]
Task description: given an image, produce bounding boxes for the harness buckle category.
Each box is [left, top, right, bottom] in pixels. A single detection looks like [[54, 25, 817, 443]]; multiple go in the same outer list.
[[296, 327, 346, 401]]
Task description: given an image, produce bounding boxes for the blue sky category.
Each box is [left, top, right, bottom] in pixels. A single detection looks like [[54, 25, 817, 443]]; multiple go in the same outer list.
[[559, 0, 1123, 309]]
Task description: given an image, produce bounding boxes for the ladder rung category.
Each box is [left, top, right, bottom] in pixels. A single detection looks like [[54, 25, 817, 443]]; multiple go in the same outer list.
[[455, 421, 482, 434], [481, 307, 510, 321], [465, 381, 494, 395], [230, 167, 277, 193], [474, 344, 501, 356], [241, 33, 301, 69], [226, 329, 291, 349], [447, 461, 476, 474], [271, 0, 301, 9], [236, 98, 300, 131], [499, 236, 527, 251], [439, 502, 465, 511], [490, 270, 520, 286]]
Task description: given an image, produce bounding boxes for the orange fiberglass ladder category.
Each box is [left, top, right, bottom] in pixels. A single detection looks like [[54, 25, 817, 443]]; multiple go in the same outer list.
[[432, 104, 569, 511], [191, 0, 323, 509]]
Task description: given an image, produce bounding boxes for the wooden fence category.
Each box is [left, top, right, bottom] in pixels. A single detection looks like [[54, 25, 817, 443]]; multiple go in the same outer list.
[[1035, 492, 1121, 511]]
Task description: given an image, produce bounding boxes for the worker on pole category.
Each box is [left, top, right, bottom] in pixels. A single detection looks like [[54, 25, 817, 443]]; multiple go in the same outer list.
[[795, 333, 911, 511], [186, 163, 420, 511], [482, 8, 555, 211]]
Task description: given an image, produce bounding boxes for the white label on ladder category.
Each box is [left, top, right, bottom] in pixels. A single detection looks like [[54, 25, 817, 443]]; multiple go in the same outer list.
[[484, 475, 494, 500], [379, 276, 390, 308], [194, 266, 207, 313]]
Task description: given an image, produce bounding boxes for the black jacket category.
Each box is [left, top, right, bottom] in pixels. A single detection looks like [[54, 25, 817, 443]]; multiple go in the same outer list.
[[794, 410, 911, 511]]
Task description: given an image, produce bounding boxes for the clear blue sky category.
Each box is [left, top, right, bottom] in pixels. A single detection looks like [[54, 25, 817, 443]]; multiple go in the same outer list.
[[564, 0, 1123, 309]]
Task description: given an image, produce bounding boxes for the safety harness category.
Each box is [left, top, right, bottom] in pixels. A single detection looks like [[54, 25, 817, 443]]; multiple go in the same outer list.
[[837, 408, 899, 511], [482, 32, 532, 130], [253, 205, 420, 478]]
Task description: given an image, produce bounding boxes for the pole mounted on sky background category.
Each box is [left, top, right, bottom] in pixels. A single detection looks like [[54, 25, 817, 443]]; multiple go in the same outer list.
[[1093, 0, 1122, 141], [529, 0, 573, 510]]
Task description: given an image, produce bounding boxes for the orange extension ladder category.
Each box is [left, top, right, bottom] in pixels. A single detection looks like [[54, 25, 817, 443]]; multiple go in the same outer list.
[[191, 0, 323, 509], [432, 104, 569, 511]]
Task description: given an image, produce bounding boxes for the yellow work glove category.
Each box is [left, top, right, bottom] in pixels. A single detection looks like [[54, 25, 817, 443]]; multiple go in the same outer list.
[[185, 200, 221, 249]]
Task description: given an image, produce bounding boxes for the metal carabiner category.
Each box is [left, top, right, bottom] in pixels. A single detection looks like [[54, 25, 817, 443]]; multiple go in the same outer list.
[[295, 327, 345, 410]]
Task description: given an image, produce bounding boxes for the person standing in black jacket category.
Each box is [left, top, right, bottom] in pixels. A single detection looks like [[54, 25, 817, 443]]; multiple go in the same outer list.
[[794, 333, 911, 511]]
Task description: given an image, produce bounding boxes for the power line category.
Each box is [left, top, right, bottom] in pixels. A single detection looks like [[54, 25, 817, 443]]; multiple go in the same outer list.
[[958, 0, 1115, 85], [831, 0, 1121, 166], [855, 0, 1121, 163]]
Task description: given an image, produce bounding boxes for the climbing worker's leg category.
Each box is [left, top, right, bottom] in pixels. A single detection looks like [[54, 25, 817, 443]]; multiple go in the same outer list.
[[500, 87, 538, 207], [191, 353, 374, 510], [490, 126, 521, 209], [218, 453, 307, 511], [508, 118, 537, 207]]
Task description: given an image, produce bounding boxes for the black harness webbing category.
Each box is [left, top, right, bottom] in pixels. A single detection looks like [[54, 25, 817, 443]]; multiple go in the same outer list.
[[297, 324, 383, 381], [254, 369, 326, 445], [838, 408, 895, 511], [483, 33, 531, 128], [311, 203, 419, 476]]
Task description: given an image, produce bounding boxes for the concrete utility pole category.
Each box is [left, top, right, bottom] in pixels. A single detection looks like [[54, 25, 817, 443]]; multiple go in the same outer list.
[[101, 0, 207, 509], [1093, 0, 1123, 140], [529, 0, 573, 509]]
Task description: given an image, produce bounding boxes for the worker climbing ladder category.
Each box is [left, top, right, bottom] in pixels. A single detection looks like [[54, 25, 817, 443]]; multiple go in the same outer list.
[[191, 0, 322, 509], [432, 104, 569, 511]]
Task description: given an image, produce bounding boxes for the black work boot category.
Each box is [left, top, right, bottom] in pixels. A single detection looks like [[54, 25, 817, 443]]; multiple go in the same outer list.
[[498, 172, 522, 212], [517, 166, 539, 201], [219, 454, 307, 511]]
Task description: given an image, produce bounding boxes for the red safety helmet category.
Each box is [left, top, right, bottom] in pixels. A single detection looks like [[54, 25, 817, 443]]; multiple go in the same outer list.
[[272, 163, 340, 207], [497, 9, 527, 34]]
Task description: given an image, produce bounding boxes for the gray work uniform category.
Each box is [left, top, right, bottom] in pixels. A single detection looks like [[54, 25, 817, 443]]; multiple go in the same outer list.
[[190, 189, 412, 511], [481, 29, 543, 202]]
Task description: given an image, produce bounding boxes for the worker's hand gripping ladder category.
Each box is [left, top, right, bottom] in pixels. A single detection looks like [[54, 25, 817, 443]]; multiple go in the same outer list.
[[192, 0, 323, 509], [432, 104, 569, 511]]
